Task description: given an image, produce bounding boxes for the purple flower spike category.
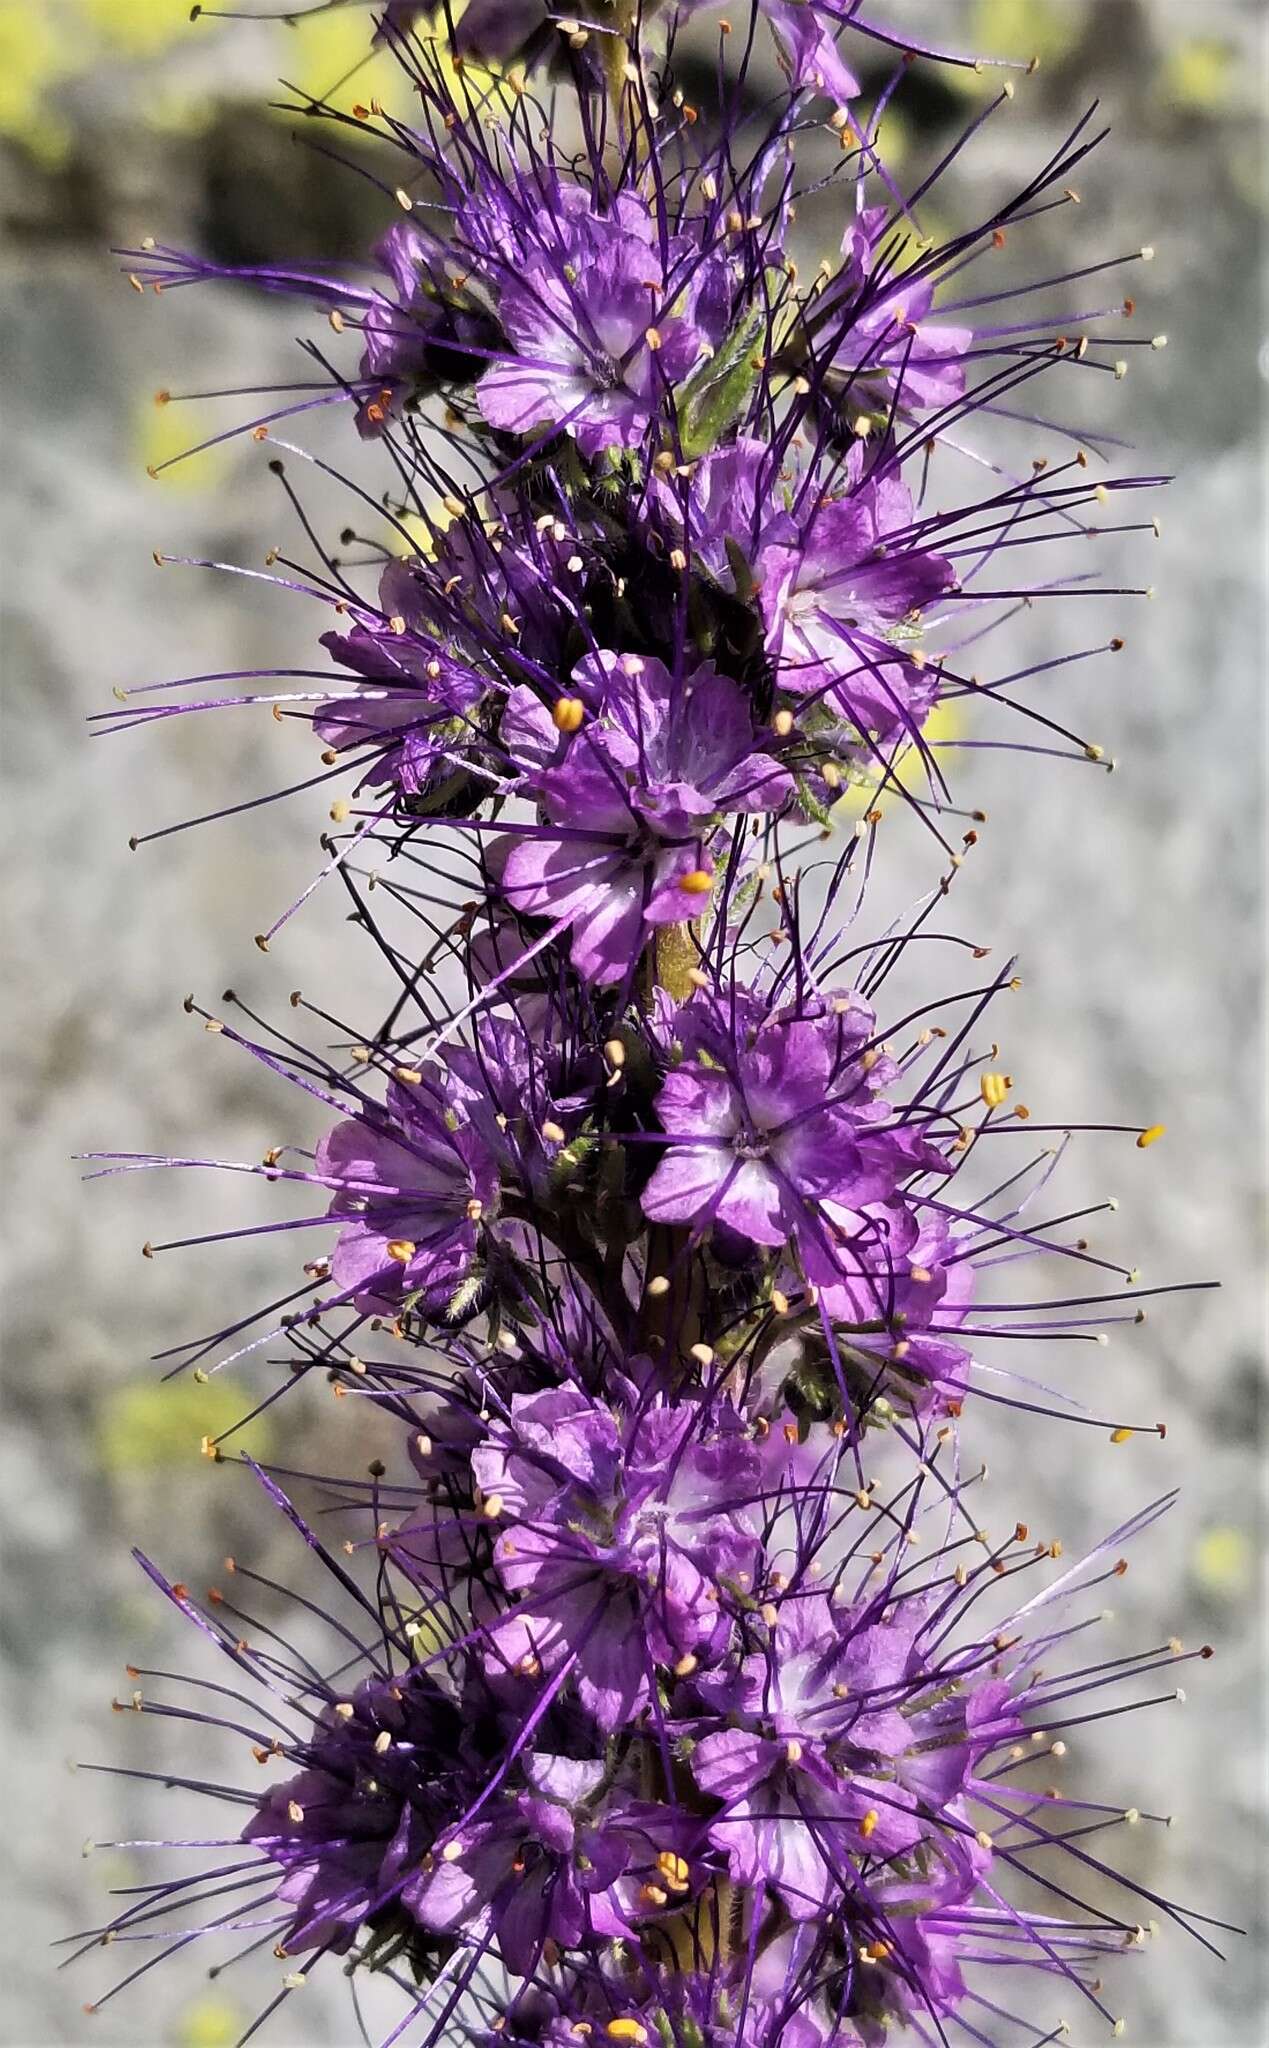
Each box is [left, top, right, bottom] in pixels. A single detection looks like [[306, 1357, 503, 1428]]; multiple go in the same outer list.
[[86, 4, 1218, 2046]]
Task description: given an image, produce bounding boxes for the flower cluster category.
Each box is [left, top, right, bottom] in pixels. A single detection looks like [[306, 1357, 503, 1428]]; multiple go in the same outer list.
[[82, 5, 1218, 2046]]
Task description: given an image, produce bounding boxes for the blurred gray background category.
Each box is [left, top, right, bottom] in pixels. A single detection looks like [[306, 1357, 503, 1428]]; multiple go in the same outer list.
[[1, 1, 1265, 2043]]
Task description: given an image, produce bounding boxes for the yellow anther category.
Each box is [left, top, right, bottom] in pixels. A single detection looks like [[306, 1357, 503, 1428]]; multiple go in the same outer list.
[[553, 696, 585, 733], [1136, 1124, 1165, 1149], [980, 1072, 1011, 1109], [606, 2022, 649, 2044], [859, 1809, 879, 1840], [656, 1850, 691, 1893], [679, 868, 714, 896], [386, 1240, 416, 1265], [1110, 1427, 1134, 1445]]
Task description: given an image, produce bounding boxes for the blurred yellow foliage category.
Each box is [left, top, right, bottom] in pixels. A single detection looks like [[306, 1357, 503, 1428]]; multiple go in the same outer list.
[[835, 695, 963, 820], [97, 1374, 273, 1473], [80, 0, 189, 58], [0, 0, 77, 163], [0, 0, 428, 164], [137, 389, 233, 492], [178, 1997, 248, 2048], [277, 5, 401, 112], [970, 0, 1086, 71], [1192, 1524, 1252, 1598], [1160, 39, 1232, 116]]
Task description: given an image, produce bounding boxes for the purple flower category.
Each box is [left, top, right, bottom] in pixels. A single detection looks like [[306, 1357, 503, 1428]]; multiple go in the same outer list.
[[315, 1070, 498, 1316], [762, 0, 862, 102], [679, 0, 860, 103], [476, 191, 728, 457], [822, 206, 973, 416], [241, 1666, 462, 1955], [445, 1012, 598, 1197], [314, 564, 489, 798], [758, 471, 957, 738], [449, 0, 545, 59], [412, 1754, 700, 1972], [642, 993, 950, 1287], [355, 219, 498, 431], [471, 1388, 761, 1729], [655, 436, 793, 587], [659, 446, 955, 746], [808, 1210, 976, 1416], [692, 1593, 1017, 1920], [499, 651, 792, 984]]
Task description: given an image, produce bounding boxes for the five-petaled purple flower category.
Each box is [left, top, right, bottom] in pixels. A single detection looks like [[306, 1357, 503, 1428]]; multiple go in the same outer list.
[[499, 651, 792, 984], [316, 1069, 498, 1315], [473, 1388, 761, 1729], [242, 1666, 462, 1953], [691, 1591, 1015, 1918], [476, 191, 728, 458], [413, 1753, 700, 1972], [759, 471, 957, 739], [642, 993, 950, 1289]]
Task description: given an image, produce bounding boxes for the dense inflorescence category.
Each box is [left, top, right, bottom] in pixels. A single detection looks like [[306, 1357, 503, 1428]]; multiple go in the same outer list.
[[79, 5, 1224, 2045]]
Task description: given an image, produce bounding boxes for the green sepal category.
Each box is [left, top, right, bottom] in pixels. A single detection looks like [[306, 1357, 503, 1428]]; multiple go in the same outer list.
[[677, 304, 767, 459]]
